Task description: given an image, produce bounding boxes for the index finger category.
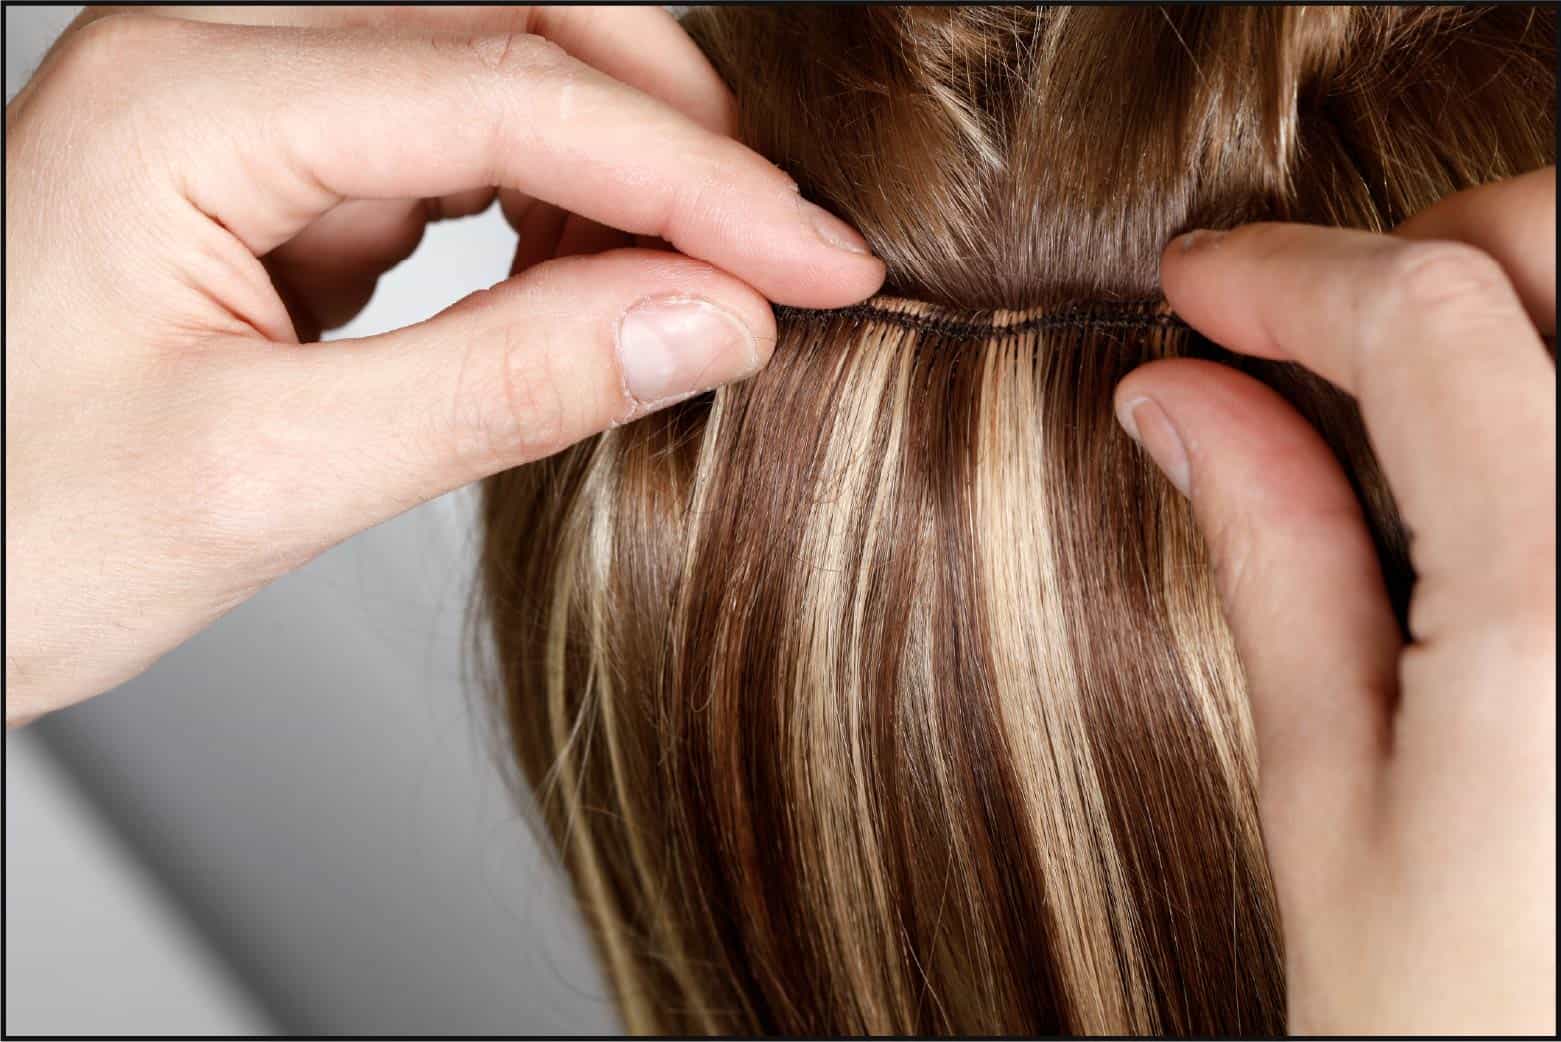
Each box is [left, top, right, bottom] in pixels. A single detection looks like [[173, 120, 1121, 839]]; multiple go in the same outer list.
[[77, 5, 738, 134], [112, 15, 884, 308], [1160, 223, 1555, 615], [1396, 166, 1556, 335]]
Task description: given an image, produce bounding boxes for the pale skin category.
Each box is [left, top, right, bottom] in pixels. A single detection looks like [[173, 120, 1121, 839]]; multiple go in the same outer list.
[[1119, 166, 1556, 1033], [4, 6, 1553, 1035]]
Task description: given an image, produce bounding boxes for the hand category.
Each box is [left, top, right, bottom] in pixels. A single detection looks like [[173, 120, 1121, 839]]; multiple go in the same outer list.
[[1115, 167, 1555, 1033], [4, 6, 886, 726]]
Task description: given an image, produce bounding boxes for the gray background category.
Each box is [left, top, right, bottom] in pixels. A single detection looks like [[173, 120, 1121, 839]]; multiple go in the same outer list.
[[5, 6, 618, 1035]]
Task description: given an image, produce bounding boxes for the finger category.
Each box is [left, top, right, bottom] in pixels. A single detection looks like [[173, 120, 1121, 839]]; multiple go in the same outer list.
[[129, 17, 882, 306], [1396, 166, 1555, 335], [86, 5, 731, 331], [235, 249, 777, 538], [93, 6, 736, 134], [1114, 360, 1401, 876], [526, 5, 736, 135], [1161, 224, 1555, 630]]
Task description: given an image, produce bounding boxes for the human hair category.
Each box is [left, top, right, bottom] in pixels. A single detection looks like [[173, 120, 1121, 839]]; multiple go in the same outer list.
[[477, 6, 1555, 1034]]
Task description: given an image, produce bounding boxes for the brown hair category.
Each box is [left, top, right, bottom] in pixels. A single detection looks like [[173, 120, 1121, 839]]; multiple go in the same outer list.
[[478, 6, 1555, 1034]]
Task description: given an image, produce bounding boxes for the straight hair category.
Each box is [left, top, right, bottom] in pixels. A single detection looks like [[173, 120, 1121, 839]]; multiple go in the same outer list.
[[478, 6, 1556, 1033]]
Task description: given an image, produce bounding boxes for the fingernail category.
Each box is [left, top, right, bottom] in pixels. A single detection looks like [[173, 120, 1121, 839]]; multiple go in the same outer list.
[[1116, 396, 1191, 497], [618, 296, 759, 406], [796, 193, 873, 255], [1173, 228, 1226, 253]]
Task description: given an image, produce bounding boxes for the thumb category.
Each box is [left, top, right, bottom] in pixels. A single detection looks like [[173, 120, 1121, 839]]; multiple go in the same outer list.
[[1113, 359, 1401, 875], [236, 248, 774, 545]]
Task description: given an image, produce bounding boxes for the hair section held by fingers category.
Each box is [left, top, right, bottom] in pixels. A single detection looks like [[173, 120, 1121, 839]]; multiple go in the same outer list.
[[477, 4, 1554, 1034]]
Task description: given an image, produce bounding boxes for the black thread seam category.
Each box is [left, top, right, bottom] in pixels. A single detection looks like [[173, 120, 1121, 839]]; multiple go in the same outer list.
[[773, 301, 1188, 340]]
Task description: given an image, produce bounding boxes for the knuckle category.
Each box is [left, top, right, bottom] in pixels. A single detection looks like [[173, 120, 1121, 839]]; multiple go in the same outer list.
[[1379, 241, 1515, 328], [1351, 241, 1520, 389], [1203, 509, 1261, 618], [447, 311, 574, 470], [459, 29, 572, 77], [496, 336, 572, 462], [436, 30, 577, 178], [50, 13, 172, 92]]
